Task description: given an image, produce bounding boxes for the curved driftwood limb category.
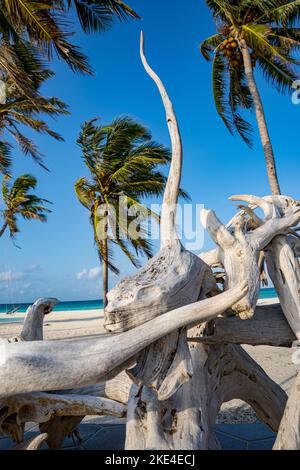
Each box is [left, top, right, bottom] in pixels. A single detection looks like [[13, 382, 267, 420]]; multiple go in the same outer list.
[[20, 298, 59, 342], [140, 31, 181, 248], [0, 282, 247, 398], [266, 235, 300, 340], [200, 209, 235, 249], [0, 391, 126, 443], [200, 207, 259, 320], [12, 433, 48, 450], [208, 344, 287, 433], [251, 210, 300, 251], [235, 204, 263, 228], [60, 371, 132, 404], [105, 32, 218, 407], [203, 195, 300, 320], [7, 298, 59, 343], [125, 340, 286, 450], [273, 372, 300, 450], [199, 247, 222, 267], [229, 195, 300, 251], [41, 372, 132, 449], [229, 194, 276, 219], [189, 303, 296, 347]]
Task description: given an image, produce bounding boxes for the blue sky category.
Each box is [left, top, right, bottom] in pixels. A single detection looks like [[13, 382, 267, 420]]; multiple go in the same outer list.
[[1, 0, 300, 303]]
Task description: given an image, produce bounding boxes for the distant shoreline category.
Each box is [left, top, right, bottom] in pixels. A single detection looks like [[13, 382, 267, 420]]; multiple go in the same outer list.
[[0, 287, 277, 315], [0, 299, 104, 314], [3, 297, 297, 429]]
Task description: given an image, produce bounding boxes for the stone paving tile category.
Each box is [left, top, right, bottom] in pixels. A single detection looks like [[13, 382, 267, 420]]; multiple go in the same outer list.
[[82, 425, 126, 451], [215, 431, 248, 450], [0, 438, 12, 450], [82, 416, 126, 426], [247, 438, 276, 451], [216, 423, 275, 442], [0, 422, 277, 451]]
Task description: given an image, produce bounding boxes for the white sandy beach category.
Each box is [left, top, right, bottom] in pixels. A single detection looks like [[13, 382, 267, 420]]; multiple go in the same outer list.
[[0, 308, 106, 340], [0, 297, 298, 424]]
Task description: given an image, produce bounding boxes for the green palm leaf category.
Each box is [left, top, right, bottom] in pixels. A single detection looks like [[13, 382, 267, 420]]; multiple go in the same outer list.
[[0, 173, 51, 239], [75, 116, 187, 282]]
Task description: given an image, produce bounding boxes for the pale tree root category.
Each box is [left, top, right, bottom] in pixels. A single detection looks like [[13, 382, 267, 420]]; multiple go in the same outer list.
[[40, 372, 132, 449], [11, 433, 48, 450], [124, 336, 287, 450], [0, 391, 126, 448], [189, 303, 296, 347], [273, 371, 300, 450], [40, 417, 83, 450]]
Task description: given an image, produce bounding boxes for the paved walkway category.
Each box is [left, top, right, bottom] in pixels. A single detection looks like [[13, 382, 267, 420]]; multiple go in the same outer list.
[[0, 417, 276, 450]]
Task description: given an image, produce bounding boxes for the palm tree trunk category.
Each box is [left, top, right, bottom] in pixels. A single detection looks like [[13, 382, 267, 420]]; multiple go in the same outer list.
[[102, 238, 108, 309], [0, 221, 8, 238], [240, 39, 281, 196]]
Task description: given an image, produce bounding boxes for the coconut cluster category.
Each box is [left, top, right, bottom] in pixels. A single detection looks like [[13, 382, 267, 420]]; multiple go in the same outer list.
[[220, 37, 257, 69], [220, 37, 241, 68]]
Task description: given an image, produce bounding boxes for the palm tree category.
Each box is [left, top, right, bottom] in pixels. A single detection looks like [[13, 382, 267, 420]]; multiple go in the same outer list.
[[0, 0, 139, 86], [75, 117, 188, 307], [0, 174, 51, 239], [0, 64, 68, 172], [200, 0, 300, 195]]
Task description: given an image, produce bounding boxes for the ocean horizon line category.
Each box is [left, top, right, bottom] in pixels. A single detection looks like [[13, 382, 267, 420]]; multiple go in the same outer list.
[[0, 288, 277, 315], [0, 298, 104, 314]]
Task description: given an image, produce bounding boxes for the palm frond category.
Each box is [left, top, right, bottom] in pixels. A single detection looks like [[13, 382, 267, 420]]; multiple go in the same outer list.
[[199, 34, 224, 61], [75, 115, 177, 276], [1, 173, 51, 240], [0, 141, 12, 174], [212, 48, 234, 134], [257, 54, 297, 93], [71, 0, 140, 34], [264, 0, 300, 27], [242, 24, 292, 64]]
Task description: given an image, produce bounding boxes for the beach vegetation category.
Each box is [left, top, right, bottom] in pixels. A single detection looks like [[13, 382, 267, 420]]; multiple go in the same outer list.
[[75, 116, 187, 306], [0, 173, 51, 240], [200, 0, 300, 195]]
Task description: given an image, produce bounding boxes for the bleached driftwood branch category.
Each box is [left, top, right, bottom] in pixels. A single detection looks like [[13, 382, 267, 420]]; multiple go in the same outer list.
[[201, 194, 300, 320], [0, 282, 247, 398], [0, 392, 126, 444], [274, 372, 300, 450], [140, 31, 181, 248], [2, 32, 299, 451], [189, 303, 296, 347], [12, 433, 48, 450], [7, 298, 58, 343]]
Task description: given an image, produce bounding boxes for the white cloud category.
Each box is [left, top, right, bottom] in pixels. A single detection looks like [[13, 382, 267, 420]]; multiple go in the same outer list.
[[0, 270, 24, 282], [88, 267, 101, 279], [25, 264, 40, 273], [76, 267, 101, 281], [76, 269, 87, 281]]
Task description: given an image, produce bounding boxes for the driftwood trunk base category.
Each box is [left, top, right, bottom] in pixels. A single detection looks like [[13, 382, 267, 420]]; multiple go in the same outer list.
[[125, 336, 286, 450]]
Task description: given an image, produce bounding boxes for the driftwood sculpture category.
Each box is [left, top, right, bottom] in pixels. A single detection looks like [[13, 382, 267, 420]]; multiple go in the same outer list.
[[1, 32, 300, 450]]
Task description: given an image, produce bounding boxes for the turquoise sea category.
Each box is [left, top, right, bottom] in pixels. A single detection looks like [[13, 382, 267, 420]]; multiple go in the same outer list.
[[0, 289, 277, 323], [0, 299, 103, 322]]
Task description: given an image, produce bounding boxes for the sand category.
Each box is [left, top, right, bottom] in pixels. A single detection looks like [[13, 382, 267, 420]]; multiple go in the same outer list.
[[1, 297, 298, 424], [0, 308, 106, 340]]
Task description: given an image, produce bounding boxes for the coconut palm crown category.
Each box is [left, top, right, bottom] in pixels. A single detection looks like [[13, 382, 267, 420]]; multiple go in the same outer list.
[[0, 174, 51, 239], [0, 0, 139, 84], [0, 64, 68, 173], [75, 117, 189, 306], [200, 0, 300, 194]]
